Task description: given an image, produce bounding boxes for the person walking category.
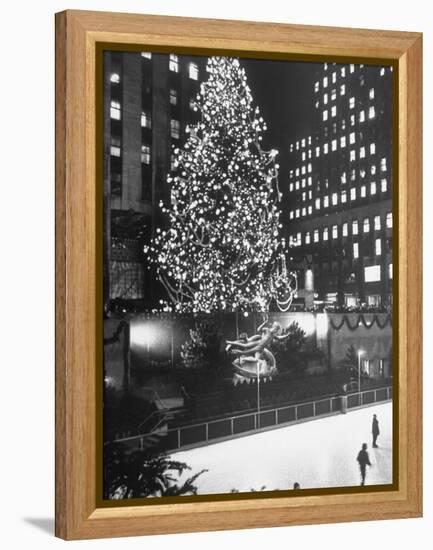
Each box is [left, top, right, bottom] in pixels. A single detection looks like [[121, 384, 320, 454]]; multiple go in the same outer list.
[[372, 414, 380, 448], [357, 443, 372, 486]]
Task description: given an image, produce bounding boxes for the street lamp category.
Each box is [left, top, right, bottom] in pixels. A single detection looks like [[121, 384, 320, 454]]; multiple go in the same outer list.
[[358, 350, 365, 394]]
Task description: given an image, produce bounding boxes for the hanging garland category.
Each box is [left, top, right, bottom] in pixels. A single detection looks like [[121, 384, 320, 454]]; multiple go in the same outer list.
[[329, 313, 392, 332]]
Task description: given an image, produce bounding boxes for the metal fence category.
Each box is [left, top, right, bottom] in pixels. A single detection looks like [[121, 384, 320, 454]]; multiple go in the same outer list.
[[115, 385, 392, 452]]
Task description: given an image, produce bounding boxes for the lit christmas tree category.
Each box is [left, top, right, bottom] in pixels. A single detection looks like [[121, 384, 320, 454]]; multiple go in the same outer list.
[[145, 56, 293, 313]]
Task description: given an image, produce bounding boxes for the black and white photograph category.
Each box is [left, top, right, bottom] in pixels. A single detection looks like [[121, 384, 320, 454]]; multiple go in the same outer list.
[[102, 50, 394, 500]]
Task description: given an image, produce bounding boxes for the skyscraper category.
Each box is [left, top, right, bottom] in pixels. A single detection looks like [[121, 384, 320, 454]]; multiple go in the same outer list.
[[286, 62, 393, 308]]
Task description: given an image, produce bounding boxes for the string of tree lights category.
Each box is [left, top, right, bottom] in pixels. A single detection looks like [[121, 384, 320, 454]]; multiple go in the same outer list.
[[144, 56, 296, 314]]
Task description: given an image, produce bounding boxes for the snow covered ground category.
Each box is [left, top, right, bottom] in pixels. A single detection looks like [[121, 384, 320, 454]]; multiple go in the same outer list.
[[172, 402, 393, 494]]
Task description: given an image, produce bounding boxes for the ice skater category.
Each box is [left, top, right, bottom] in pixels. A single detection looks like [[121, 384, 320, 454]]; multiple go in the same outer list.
[[372, 414, 380, 448], [356, 443, 372, 486]]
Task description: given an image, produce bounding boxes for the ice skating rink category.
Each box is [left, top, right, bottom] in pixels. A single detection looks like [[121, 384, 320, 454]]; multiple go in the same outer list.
[[173, 402, 393, 494]]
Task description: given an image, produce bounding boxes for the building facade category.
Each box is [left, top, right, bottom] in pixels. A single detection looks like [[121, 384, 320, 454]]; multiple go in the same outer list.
[[103, 51, 207, 308], [286, 62, 393, 309]]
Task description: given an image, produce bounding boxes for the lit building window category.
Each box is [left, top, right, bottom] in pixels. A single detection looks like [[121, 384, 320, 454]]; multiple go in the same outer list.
[[350, 149, 356, 162], [353, 242, 359, 259], [340, 84, 346, 95], [305, 232, 311, 244], [350, 132, 355, 144], [301, 165, 306, 175], [386, 212, 393, 228], [315, 81, 319, 92], [349, 97, 355, 109], [369, 88, 375, 99], [341, 190, 347, 203], [314, 229, 319, 243], [381, 178, 387, 192], [170, 119, 180, 139], [331, 106, 337, 117], [332, 192, 338, 205], [371, 182, 377, 195], [332, 139, 337, 151], [295, 209, 300, 218], [302, 207, 306, 216], [341, 118, 346, 130], [290, 211, 294, 220], [308, 136, 312, 145], [141, 144, 151, 164], [170, 89, 178, 105], [350, 188, 356, 201], [350, 114, 355, 126], [302, 151, 306, 161], [302, 192, 306, 202], [380, 67, 385, 76], [296, 168, 300, 176], [369, 106, 376, 119], [110, 73, 120, 83], [289, 183, 294, 192], [301, 138, 306, 147], [331, 88, 337, 101], [308, 149, 312, 158], [332, 225, 338, 239], [342, 222, 348, 237], [323, 76, 328, 88], [323, 227, 329, 241], [374, 239, 382, 256], [360, 168, 366, 179], [374, 215, 381, 230], [360, 146, 366, 158], [351, 169, 356, 181], [316, 146, 320, 157], [340, 135, 346, 148], [169, 54, 179, 72], [302, 178, 306, 188], [341, 67, 346, 77], [141, 52, 152, 59], [370, 143, 376, 155], [307, 163, 312, 173], [324, 93, 328, 105], [110, 136, 121, 157], [110, 100, 121, 120], [371, 165, 377, 175], [363, 218, 370, 233], [297, 232, 302, 245], [381, 158, 387, 171], [141, 111, 152, 128], [323, 143, 329, 154], [341, 171, 347, 184], [332, 72, 337, 83], [315, 198, 321, 210], [308, 205, 313, 214], [324, 195, 329, 208], [308, 177, 312, 186], [350, 64, 355, 73], [361, 185, 366, 198], [189, 62, 199, 80], [352, 220, 359, 235], [389, 263, 393, 279], [296, 141, 299, 150], [323, 110, 328, 121], [359, 110, 365, 122], [365, 265, 381, 282], [295, 181, 300, 190]]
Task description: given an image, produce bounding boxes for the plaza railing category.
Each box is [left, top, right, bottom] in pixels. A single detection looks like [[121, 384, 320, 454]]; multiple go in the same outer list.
[[112, 385, 392, 452]]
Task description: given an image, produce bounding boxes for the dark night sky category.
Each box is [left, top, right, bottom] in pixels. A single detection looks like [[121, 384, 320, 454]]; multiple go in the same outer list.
[[241, 57, 321, 180]]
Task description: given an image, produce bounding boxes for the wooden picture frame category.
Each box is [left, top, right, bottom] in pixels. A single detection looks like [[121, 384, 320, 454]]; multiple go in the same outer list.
[[55, 9, 422, 540]]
